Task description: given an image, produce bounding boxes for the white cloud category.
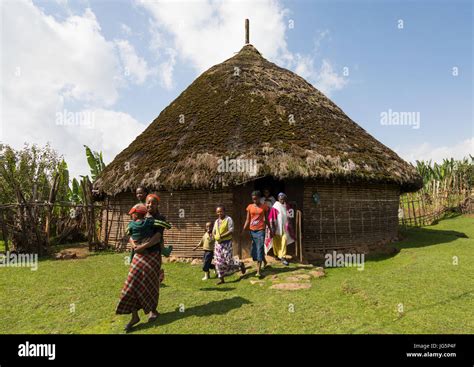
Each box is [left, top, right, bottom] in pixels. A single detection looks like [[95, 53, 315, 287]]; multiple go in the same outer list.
[[157, 48, 177, 90], [1, 0, 145, 178], [292, 53, 315, 80], [395, 138, 474, 164], [314, 59, 348, 96], [115, 39, 155, 85], [287, 54, 347, 96], [313, 29, 330, 53], [64, 109, 145, 173], [120, 23, 132, 36], [139, 0, 290, 73], [137, 0, 346, 96]]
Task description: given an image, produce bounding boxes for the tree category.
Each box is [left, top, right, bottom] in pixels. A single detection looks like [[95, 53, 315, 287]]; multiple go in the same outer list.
[[0, 144, 66, 254]]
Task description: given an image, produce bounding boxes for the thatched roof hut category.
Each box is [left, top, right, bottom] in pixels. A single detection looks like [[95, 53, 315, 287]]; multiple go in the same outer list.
[[94, 37, 422, 260], [95, 44, 420, 195]]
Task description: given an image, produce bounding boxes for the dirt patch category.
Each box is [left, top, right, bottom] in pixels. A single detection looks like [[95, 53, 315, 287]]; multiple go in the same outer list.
[[54, 246, 90, 260], [284, 274, 311, 282], [270, 283, 312, 291], [309, 270, 326, 278], [164, 256, 197, 264]]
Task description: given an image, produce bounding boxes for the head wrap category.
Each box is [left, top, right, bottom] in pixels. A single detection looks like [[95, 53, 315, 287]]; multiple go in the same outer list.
[[128, 204, 147, 215], [146, 193, 160, 203], [278, 192, 287, 199]]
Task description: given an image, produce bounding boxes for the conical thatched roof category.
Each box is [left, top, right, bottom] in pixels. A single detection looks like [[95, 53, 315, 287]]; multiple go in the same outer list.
[[94, 44, 422, 196]]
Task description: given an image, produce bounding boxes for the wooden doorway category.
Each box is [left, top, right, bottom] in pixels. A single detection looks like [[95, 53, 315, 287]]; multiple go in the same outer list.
[[232, 177, 287, 259]]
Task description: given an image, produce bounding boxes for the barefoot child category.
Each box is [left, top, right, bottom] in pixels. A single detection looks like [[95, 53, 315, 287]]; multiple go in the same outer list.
[[193, 222, 216, 280]]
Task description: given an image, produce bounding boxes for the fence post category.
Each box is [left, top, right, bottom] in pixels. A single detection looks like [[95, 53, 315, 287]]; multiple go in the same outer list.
[[0, 208, 9, 253], [296, 209, 304, 263]]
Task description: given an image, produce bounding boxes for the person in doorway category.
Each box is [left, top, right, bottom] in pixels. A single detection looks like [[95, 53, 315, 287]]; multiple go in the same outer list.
[[260, 187, 276, 208], [243, 191, 271, 277], [266, 193, 295, 266]]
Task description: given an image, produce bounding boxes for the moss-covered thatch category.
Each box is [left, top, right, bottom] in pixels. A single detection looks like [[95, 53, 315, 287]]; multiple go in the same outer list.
[[94, 44, 422, 195]]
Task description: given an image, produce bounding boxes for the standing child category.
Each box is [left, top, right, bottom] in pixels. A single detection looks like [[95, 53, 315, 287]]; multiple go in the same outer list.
[[193, 222, 216, 280], [135, 186, 149, 204]]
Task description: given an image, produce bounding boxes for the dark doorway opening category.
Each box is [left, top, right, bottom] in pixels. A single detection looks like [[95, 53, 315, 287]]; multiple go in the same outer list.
[[251, 176, 299, 260], [252, 176, 285, 199], [232, 176, 302, 260]]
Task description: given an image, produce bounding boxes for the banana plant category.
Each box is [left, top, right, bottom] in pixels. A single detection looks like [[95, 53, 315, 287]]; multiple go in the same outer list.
[[68, 178, 83, 204], [84, 145, 105, 181]]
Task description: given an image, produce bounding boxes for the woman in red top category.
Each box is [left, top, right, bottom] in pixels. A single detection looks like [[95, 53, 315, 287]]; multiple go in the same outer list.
[[243, 190, 272, 278]]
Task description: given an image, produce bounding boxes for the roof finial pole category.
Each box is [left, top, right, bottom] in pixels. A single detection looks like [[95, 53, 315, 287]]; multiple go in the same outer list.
[[245, 19, 249, 44]]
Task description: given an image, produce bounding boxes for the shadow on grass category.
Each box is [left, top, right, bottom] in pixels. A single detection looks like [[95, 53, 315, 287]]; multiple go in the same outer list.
[[406, 290, 474, 314], [199, 287, 236, 292], [130, 296, 251, 332], [365, 227, 469, 263], [349, 290, 474, 333], [349, 290, 474, 334]]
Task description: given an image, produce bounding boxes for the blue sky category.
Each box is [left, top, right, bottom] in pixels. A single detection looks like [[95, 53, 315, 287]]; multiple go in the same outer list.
[[1, 0, 472, 178]]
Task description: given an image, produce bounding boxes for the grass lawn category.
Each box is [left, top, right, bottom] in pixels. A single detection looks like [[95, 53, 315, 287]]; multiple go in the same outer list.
[[0, 214, 473, 334]]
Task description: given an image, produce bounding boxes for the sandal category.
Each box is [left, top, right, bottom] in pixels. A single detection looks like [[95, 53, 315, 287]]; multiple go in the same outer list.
[[124, 319, 140, 333], [148, 314, 160, 323]]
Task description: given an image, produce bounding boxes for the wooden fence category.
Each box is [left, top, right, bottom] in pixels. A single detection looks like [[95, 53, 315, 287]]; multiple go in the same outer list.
[[399, 189, 474, 227], [0, 202, 102, 253]]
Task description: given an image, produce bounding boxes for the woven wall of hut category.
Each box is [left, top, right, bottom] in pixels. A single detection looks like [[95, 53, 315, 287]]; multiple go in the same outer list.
[[100, 190, 233, 257], [302, 182, 400, 257], [101, 181, 401, 260]]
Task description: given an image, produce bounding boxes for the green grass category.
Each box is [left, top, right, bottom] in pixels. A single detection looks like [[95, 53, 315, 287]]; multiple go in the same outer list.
[[0, 215, 473, 334]]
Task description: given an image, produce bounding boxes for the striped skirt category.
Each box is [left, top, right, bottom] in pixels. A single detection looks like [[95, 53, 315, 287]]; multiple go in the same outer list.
[[214, 240, 241, 278], [116, 251, 161, 315]]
